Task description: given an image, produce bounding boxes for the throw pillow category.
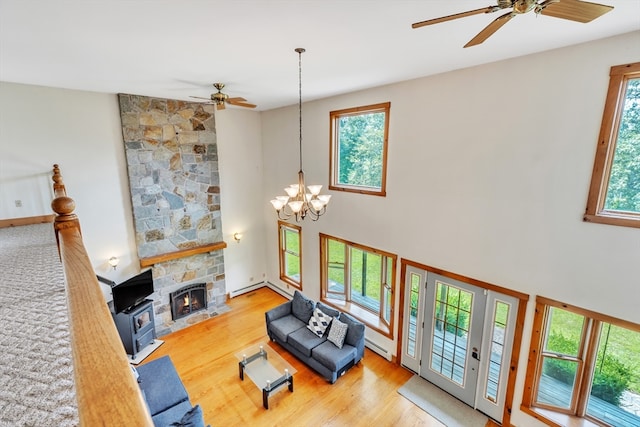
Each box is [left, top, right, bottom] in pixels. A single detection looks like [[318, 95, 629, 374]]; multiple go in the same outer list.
[[327, 317, 348, 349], [292, 290, 315, 323], [316, 301, 340, 319], [171, 404, 206, 427], [339, 312, 365, 347], [307, 307, 332, 337]]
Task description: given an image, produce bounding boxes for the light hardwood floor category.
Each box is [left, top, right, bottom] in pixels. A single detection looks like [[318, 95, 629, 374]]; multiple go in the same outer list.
[[143, 287, 446, 426]]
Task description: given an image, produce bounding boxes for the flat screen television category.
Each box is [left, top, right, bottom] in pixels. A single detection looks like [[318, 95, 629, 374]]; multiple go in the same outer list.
[[110, 269, 154, 313]]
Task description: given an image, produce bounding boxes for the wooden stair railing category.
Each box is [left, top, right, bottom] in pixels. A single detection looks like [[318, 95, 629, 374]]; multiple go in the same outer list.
[[51, 164, 153, 426]]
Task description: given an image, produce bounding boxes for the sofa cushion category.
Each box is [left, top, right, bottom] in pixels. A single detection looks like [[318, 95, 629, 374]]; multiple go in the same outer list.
[[291, 290, 315, 323], [307, 307, 332, 337], [269, 315, 306, 343], [288, 326, 327, 357], [339, 312, 365, 348], [150, 399, 194, 427], [312, 341, 357, 372], [327, 317, 348, 349], [137, 355, 190, 416], [316, 302, 340, 319]]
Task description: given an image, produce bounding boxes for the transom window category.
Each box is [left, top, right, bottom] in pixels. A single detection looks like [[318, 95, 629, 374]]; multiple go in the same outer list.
[[585, 62, 640, 228], [522, 296, 640, 427], [329, 102, 390, 196], [320, 233, 396, 338], [278, 221, 302, 289]]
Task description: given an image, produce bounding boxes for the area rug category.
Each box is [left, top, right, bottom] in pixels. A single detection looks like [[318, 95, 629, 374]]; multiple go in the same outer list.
[[398, 375, 488, 427], [0, 224, 78, 426]]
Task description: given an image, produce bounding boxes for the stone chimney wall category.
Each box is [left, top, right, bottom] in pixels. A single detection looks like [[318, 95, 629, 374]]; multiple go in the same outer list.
[[118, 94, 228, 336]]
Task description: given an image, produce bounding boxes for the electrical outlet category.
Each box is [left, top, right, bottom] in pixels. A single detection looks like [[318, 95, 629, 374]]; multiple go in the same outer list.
[[15, 200, 22, 208]]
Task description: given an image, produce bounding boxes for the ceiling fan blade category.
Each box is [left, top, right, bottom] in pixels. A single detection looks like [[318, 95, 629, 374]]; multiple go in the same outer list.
[[227, 99, 257, 109], [217, 103, 225, 111], [226, 97, 248, 103], [539, 0, 613, 23], [412, 6, 498, 29], [464, 11, 515, 48], [189, 96, 212, 101]]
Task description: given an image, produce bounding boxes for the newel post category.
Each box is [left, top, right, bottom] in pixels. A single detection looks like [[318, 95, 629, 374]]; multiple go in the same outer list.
[[51, 164, 81, 254]]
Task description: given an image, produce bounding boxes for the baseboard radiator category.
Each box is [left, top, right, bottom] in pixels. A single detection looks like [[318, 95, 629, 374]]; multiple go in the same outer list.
[[265, 282, 294, 299], [228, 281, 266, 298], [365, 338, 392, 361]]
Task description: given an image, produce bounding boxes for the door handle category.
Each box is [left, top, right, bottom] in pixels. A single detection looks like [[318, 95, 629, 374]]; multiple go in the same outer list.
[[472, 346, 480, 361]]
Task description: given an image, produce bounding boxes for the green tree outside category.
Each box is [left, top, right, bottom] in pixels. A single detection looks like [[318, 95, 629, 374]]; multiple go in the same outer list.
[[337, 112, 385, 188], [604, 78, 640, 212]]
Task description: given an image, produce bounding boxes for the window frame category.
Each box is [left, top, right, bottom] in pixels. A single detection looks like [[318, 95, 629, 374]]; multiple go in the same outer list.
[[584, 62, 640, 228], [329, 102, 390, 197], [522, 296, 640, 427], [278, 220, 302, 290], [319, 233, 396, 338]]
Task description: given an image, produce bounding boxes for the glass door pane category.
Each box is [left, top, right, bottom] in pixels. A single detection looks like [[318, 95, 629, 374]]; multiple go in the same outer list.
[[476, 293, 518, 423], [485, 301, 509, 403], [420, 274, 486, 406], [430, 282, 472, 386], [402, 267, 426, 373]]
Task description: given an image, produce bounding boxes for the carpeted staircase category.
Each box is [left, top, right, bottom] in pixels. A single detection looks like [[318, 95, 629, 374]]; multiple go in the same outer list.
[[0, 224, 78, 427]]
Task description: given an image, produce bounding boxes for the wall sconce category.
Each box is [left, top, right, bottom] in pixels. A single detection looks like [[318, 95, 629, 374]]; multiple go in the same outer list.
[[233, 232, 243, 243], [108, 256, 119, 270]]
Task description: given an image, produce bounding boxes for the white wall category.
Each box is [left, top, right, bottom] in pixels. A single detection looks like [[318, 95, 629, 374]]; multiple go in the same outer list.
[[261, 32, 640, 426], [0, 83, 137, 287], [216, 109, 268, 294]]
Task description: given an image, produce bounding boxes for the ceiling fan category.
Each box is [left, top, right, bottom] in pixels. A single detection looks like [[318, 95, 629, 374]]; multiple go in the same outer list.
[[190, 83, 257, 110], [412, 0, 614, 48]]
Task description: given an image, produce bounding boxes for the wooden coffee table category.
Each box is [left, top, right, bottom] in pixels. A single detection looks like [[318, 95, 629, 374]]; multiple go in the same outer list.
[[236, 343, 296, 409]]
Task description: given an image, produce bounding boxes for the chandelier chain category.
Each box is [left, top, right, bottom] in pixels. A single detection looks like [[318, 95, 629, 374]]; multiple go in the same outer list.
[[270, 47, 330, 222], [297, 48, 304, 172]]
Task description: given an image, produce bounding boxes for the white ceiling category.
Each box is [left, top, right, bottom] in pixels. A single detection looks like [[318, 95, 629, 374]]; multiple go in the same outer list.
[[1, 0, 639, 111]]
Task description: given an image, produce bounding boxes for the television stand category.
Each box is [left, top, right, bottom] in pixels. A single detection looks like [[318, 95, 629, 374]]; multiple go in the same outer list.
[[112, 299, 156, 360]]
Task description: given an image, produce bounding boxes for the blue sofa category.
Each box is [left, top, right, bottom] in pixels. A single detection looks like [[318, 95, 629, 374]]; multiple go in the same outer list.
[[135, 355, 206, 427], [265, 291, 365, 384]]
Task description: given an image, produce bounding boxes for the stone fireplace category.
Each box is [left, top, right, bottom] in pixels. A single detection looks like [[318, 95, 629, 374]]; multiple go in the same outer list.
[[118, 94, 229, 336]]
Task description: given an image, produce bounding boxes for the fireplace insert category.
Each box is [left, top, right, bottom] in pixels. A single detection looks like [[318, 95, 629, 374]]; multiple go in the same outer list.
[[170, 283, 207, 321]]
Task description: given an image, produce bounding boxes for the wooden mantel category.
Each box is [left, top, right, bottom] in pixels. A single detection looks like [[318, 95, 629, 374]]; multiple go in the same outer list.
[[139, 241, 228, 267]]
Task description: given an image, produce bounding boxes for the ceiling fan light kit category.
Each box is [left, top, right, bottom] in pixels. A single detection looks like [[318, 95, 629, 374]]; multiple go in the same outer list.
[[270, 48, 331, 222], [412, 0, 613, 47]]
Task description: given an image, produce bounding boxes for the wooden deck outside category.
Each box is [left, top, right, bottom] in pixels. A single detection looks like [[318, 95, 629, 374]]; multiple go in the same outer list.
[[538, 375, 640, 427]]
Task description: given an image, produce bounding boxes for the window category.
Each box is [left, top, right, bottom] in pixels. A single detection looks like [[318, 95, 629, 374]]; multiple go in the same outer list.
[[329, 102, 390, 196], [522, 297, 640, 427], [278, 221, 302, 289], [320, 233, 396, 337], [585, 62, 640, 228]]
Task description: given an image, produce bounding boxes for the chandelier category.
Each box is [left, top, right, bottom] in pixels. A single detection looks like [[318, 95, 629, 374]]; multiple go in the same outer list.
[[270, 48, 331, 222]]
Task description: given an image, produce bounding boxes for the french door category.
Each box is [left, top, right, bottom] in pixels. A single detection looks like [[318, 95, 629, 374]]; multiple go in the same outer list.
[[402, 268, 518, 423], [420, 273, 486, 405]]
